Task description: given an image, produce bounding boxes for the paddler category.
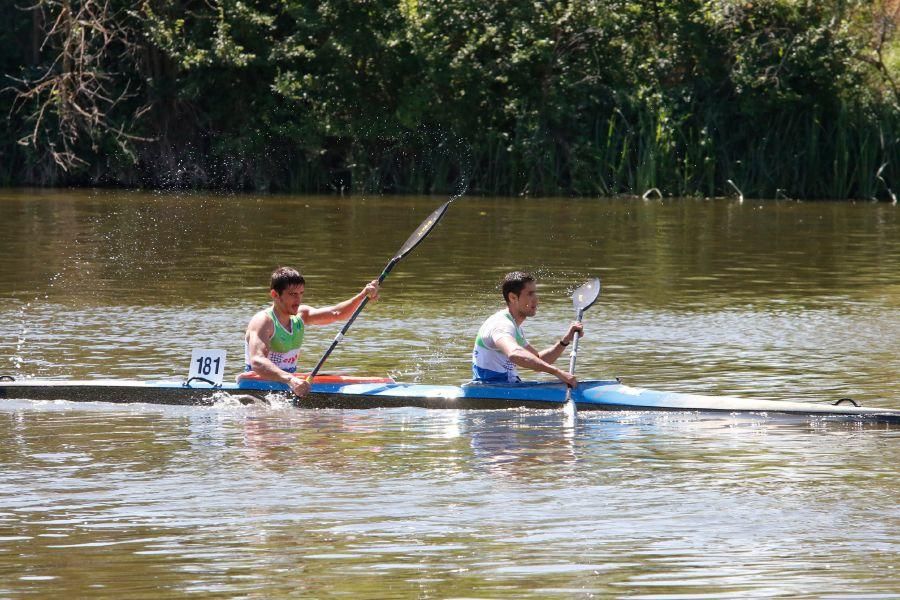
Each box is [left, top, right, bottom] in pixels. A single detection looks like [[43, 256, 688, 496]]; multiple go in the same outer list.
[[472, 271, 582, 386], [239, 266, 380, 397]]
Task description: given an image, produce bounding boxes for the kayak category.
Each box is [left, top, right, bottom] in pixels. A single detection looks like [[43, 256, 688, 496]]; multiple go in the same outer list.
[[1, 374, 899, 423]]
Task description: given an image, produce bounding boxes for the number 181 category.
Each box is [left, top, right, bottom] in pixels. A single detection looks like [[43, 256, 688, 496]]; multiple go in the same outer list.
[[195, 356, 221, 375]]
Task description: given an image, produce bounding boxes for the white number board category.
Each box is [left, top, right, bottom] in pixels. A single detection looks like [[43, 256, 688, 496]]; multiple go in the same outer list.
[[188, 349, 227, 385]]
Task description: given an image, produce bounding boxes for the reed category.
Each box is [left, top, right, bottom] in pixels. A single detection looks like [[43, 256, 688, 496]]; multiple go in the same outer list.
[[112, 101, 897, 200]]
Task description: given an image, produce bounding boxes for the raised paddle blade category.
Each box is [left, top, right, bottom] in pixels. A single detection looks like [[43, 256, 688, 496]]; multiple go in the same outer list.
[[306, 197, 456, 383], [572, 277, 601, 312], [394, 200, 452, 261]]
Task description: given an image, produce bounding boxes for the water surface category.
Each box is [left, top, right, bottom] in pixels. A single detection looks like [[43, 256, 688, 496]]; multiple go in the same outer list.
[[1, 189, 899, 597]]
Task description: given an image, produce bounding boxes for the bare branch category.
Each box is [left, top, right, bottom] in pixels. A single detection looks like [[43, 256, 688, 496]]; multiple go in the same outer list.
[[9, 0, 151, 173]]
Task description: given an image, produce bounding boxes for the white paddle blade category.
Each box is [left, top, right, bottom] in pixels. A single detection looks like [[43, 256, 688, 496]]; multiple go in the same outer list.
[[572, 277, 601, 312]]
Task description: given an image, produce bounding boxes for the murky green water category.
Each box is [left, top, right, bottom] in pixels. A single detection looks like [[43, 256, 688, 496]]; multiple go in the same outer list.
[[1, 189, 899, 597]]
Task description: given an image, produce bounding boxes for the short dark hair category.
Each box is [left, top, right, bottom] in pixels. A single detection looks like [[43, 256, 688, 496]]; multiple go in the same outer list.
[[501, 271, 535, 304], [270, 267, 305, 293]]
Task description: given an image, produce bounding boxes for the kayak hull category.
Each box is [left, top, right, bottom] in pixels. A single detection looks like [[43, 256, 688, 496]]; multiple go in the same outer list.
[[1, 377, 899, 422]]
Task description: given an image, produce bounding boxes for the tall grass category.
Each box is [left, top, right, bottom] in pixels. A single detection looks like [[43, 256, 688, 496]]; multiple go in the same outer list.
[[4, 97, 896, 200], [442, 100, 900, 200]]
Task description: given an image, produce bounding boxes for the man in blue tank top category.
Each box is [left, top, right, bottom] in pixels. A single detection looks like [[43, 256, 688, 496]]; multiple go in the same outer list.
[[472, 271, 583, 385], [240, 267, 379, 397]]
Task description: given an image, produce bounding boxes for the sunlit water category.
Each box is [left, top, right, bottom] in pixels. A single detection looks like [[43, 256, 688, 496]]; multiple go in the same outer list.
[[1, 189, 899, 597]]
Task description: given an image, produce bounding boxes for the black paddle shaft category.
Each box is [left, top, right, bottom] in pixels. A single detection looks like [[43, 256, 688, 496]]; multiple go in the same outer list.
[[306, 200, 453, 381]]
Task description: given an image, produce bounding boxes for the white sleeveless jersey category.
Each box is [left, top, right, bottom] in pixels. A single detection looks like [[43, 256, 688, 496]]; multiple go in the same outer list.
[[472, 309, 528, 382]]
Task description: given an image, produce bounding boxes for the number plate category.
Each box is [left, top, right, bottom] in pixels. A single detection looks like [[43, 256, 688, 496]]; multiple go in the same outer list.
[[188, 349, 227, 385]]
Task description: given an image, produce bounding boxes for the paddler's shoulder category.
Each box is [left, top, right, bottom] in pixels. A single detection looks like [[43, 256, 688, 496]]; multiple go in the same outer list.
[[295, 305, 313, 321], [247, 307, 276, 332]]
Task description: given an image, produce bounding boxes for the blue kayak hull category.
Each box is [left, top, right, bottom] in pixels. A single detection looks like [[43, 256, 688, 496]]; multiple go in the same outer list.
[[1, 377, 899, 422]]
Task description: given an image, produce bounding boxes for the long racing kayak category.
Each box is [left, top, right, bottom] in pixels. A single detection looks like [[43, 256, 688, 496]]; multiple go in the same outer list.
[[1, 375, 898, 423]]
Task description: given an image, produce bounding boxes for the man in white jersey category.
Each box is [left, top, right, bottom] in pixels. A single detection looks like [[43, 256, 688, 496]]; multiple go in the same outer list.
[[239, 267, 379, 397], [472, 271, 582, 386]]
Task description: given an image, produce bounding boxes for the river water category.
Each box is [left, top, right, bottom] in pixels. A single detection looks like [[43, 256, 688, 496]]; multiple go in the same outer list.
[[1, 189, 899, 597]]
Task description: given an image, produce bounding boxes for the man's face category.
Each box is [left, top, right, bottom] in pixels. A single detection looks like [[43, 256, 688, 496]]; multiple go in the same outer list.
[[509, 281, 538, 317], [271, 284, 305, 315]]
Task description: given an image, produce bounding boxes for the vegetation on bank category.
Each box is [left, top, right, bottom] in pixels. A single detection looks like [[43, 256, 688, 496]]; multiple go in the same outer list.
[[1, 0, 899, 199]]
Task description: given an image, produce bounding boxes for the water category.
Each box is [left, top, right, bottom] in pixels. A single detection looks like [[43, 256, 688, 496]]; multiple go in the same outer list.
[[1, 189, 899, 597]]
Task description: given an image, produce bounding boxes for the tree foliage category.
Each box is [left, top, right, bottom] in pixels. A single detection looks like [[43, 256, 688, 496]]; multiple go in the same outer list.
[[2, 0, 899, 198]]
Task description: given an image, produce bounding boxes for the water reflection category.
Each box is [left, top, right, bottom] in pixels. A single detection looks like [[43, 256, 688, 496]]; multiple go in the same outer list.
[[1, 399, 899, 597]]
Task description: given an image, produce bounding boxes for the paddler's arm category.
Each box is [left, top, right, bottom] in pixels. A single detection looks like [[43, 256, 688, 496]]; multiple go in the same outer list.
[[535, 321, 584, 364], [495, 336, 578, 387], [301, 279, 380, 325], [245, 318, 310, 397]]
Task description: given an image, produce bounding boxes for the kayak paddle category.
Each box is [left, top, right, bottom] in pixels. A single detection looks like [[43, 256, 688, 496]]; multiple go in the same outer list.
[[564, 277, 602, 416], [306, 199, 454, 382]]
